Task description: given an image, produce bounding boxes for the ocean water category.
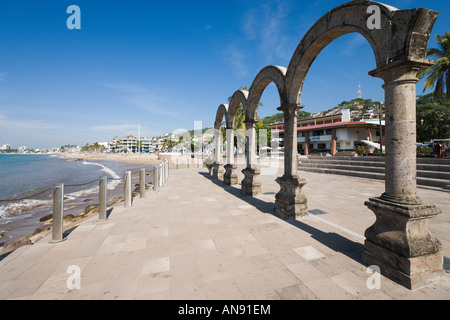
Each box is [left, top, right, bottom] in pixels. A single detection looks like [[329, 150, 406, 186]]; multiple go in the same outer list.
[[0, 154, 153, 246]]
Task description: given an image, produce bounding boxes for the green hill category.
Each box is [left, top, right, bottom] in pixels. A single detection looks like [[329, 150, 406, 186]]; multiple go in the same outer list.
[[261, 98, 383, 124]]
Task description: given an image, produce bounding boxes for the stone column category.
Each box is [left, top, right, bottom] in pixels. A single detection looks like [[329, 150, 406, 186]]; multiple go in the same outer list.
[[212, 128, 224, 179], [365, 128, 373, 142], [304, 131, 310, 156], [241, 120, 261, 196], [364, 64, 443, 289], [275, 104, 308, 219], [331, 128, 337, 156], [224, 128, 238, 185]]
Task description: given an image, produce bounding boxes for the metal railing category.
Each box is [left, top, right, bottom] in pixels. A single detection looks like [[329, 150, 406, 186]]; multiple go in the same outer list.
[[174, 153, 205, 169], [0, 159, 170, 243]]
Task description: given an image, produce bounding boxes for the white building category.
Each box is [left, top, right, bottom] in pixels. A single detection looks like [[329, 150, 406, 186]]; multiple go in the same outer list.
[[110, 135, 153, 153], [270, 109, 385, 155]]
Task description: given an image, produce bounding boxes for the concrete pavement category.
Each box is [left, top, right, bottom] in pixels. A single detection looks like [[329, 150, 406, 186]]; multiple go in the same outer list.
[[0, 163, 449, 300]]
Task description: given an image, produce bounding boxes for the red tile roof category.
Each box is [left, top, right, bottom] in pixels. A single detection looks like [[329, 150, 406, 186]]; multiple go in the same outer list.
[[273, 121, 380, 133]]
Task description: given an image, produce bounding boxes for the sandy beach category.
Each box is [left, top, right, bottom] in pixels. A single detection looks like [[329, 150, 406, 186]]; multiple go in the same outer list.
[[0, 153, 160, 257], [58, 152, 163, 165], [58, 151, 209, 170]]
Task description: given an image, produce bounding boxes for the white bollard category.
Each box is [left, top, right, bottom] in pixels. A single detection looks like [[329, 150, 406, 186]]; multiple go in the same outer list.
[[50, 184, 65, 243], [99, 176, 108, 220], [124, 171, 132, 207]]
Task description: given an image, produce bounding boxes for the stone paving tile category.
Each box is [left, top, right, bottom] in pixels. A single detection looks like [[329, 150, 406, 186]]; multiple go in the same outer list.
[[286, 262, 326, 282], [0, 166, 449, 300], [233, 271, 280, 300], [276, 283, 318, 300], [293, 246, 326, 261]]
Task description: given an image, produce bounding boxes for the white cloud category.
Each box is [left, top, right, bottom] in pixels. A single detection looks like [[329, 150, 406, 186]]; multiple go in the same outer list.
[[100, 82, 148, 94], [240, 1, 293, 64], [100, 82, 184, 118], [0, 116, 62, 130], [341, 33, 368, 57], [88, 123, 159, 138], [223, 44, 249, 77]]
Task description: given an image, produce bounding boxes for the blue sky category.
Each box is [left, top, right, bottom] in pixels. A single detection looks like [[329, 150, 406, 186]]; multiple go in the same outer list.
[[0, 0, 448, 149]]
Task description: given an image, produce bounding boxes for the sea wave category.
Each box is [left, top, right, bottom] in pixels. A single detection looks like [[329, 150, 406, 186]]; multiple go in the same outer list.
[[81, 161, 122, 190], [0, 161, 122, 221], [0, 198, 52, 219]]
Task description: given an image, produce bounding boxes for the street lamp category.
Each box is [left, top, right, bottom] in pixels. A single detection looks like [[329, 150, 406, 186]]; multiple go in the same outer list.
[[377, 104, 383, 155]]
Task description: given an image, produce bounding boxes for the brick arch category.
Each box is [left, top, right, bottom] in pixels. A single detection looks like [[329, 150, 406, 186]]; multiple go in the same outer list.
[[246, 65, 287, 121], [285, 0, 438, 105]]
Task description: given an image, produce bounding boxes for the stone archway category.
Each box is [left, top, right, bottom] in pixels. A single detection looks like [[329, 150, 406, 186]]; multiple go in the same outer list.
[[212, 104, 229, 180], [224, 90, 249, 188], [285, 0, 442, 290], [245, 65, 309, 218], [213, 0, 443, 289]]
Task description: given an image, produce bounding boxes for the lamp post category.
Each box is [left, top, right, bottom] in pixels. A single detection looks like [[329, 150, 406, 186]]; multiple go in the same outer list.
[[378, 103, 383, 156]]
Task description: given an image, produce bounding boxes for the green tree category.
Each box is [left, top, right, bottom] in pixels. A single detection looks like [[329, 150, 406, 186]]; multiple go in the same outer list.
[[418, 32, 450, 99], [416, 94, 450, 142], [298, 110, 312, 119], [162, 138, 177, 151], [135, 140, 144, 153], [227, 86, 264, 132]]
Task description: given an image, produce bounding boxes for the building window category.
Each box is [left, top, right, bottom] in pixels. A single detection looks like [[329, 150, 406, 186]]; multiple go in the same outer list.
[[325, 129, 332, 135], [318, 143, 326, 150], [313, 130, 323, 136]]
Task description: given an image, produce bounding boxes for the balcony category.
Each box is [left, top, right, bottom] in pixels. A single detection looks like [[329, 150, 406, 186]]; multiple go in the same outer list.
[[297, 135, 332, 143]]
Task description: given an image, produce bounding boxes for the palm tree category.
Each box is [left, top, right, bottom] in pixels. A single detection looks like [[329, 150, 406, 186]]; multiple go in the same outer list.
[[224, 86, 272, 157], [114, 137, 122, 153], [418, 32, 450, 99], [227, 86, 263, 131]]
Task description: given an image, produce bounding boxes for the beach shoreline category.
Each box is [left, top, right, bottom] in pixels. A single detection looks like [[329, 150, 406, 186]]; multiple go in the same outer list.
[[0, 153, 158, 258], [57, 152, 163, 165]]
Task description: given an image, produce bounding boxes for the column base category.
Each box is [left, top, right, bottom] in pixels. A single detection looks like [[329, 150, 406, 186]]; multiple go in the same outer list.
[[241, 165, 261, 196], [223, 164, 238, 185], [275, 175, 308, 220], [363, 197, 444, 290], [212, 163, 224, 180]]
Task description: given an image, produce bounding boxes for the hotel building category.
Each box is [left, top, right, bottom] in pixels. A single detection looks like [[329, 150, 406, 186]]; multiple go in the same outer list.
[[109, 135, 154, 153], [269, 109, 385, 155]]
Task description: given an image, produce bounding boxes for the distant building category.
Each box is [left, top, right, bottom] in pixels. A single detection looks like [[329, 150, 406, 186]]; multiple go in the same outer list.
[[0, 144, 10, 151], [109, 135, 153, 153], [65, 146, 81, 153], [17, 146, 27, 152], [269, 109, 385, 155]]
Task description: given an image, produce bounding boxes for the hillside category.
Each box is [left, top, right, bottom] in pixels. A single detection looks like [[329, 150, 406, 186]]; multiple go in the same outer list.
[[261, 98, 384, 124]]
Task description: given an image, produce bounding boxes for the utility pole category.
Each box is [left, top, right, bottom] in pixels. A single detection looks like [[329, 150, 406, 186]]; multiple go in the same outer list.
[[378, 104, 383, 155]]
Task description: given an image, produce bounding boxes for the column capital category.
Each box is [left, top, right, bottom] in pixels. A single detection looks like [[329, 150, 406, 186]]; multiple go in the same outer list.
[[369, 60, 432, 86], [277, 104, 304, 113], [244, 119, 257, 126]]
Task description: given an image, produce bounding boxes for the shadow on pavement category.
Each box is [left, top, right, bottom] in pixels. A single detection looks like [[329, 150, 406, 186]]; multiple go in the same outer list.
[[198, 171, 365, 265]]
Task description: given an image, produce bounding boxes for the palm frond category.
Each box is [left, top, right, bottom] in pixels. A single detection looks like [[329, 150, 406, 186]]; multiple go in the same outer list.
[[421, 32, 450, 98]]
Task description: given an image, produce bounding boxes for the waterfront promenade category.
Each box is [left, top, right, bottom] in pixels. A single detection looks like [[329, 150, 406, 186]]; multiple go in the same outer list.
[[0, 164, 449, 300]]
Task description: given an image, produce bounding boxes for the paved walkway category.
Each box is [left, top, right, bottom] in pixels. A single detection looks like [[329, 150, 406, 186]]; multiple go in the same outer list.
[[0, 164, 449, 300]]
